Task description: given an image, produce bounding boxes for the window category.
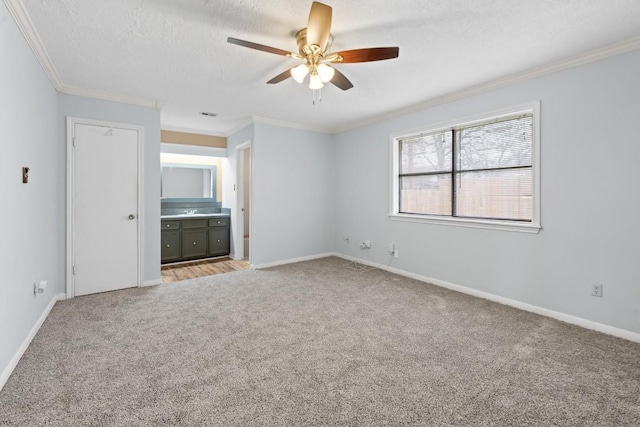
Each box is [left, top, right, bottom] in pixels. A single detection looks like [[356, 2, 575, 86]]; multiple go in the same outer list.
[[391, 104, 540, 233]]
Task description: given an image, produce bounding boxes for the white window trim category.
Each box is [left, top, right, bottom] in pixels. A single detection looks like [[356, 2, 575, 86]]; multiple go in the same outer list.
[[389, 101, 541, 234]]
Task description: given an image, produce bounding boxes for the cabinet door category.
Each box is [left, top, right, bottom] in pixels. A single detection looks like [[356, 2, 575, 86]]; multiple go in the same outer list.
[[209, 227, 230, 256], [181, 229, 208, 259], [161, 230, 181, 263]]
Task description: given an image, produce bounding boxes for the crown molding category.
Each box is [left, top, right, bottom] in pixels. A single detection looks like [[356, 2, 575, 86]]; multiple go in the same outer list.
[[4, 0, 64, 90], [5, 0, 161, 109], [162, 118, 255, 138], [252, 116, 332, 134], [241, 36, 640, 136], [334, 36, 640, 134], [221, 117, 331, 138], [60, 86, 160, 109], [220, 118, 255, 137]]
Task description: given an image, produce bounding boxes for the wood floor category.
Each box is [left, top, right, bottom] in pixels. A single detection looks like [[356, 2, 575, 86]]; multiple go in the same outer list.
[[161, 257, 250, 283]]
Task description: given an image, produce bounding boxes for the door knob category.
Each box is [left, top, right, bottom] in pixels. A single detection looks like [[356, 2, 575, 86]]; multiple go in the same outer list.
[[128, 214, 136, 220]]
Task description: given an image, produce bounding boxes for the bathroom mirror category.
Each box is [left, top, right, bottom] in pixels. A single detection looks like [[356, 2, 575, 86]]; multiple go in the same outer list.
[[161, 165, 217, 199]]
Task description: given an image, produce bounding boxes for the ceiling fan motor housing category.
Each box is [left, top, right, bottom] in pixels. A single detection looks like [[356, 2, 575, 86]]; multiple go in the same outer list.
[[295, 28, 334, 57]]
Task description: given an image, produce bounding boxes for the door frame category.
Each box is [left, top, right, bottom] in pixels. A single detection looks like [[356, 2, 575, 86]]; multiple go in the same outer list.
[[235, 140, 252, 262], [66, 116, 144, 299]]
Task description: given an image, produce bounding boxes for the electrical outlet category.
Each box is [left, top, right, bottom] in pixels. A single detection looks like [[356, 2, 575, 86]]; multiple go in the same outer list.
[[394, 249, 399, 259], [33, 280, 46, 295], [591, 284, 603, 297], [364, 240, 371, 249]]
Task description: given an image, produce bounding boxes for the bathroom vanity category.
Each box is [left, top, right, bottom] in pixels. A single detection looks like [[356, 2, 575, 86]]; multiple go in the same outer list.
[[161, 214, 230, 263], [160, 197, 231, 264]]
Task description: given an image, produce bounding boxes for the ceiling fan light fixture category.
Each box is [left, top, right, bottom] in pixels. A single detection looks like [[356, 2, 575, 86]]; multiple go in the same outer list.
[[317, 63, 335, 83], [309, 73, 324, 90], [291, 63, 309, 83]]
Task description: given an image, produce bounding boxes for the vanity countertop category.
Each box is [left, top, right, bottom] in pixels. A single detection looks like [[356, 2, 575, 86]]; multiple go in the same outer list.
[[161, 213, 230, 220]]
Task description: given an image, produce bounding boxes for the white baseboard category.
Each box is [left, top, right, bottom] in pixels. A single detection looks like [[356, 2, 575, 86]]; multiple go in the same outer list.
[[253, 253, 335, 269], [332, 253, 640, 343], [141, 279, 162, 287], [0, 293, 66, 392]]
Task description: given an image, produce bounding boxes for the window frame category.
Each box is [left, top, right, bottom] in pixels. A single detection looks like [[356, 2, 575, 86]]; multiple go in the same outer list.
[[389, 102, 541, 233]]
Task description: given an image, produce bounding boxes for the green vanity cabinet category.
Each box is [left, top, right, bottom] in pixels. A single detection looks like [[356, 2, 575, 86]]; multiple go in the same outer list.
[[209, 217, 230, 256], [161, 230, 181, 262], [161, 220, 181, 263], [179, 219, 209, 260], [161, 216, 230, 263]]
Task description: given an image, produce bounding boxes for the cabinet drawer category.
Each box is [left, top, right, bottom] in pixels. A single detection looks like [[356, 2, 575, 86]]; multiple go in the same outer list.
[[161, 230, 180, 262], [209, 228, 230, 256], [181, 229, 208, 259], [209, 217, 230, 227], [162, 220, 180, 230], [182, 219, 208, 229]]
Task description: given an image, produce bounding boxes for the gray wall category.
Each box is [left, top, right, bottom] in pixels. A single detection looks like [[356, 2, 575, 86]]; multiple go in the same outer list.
[[0, 2, 59, 384], [334, 49, 640, 334], [252, 123, 335, 265], [225, 123, 335, 266], [57, 93, 161, 288]]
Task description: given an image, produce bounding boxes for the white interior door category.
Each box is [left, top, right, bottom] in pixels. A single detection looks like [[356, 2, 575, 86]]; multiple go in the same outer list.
[[72, 122, 139, 296]]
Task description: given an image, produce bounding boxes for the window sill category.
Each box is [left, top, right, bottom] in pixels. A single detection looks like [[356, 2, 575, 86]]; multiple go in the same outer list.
[[389, 213, 541, 234]]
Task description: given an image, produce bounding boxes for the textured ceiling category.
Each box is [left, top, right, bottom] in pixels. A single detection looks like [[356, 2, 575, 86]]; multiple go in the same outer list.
[[16, 0, 640, 134]]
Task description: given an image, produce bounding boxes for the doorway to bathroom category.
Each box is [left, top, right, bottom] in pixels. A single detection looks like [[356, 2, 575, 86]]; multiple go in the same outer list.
[[236, 142, 251, 262]]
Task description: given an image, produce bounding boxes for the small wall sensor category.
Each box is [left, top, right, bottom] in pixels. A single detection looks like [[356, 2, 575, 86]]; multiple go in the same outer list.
[[22, 167, 30, 183]]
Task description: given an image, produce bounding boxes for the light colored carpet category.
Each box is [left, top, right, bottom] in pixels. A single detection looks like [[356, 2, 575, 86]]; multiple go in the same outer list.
[[1, 256, 639, 426]]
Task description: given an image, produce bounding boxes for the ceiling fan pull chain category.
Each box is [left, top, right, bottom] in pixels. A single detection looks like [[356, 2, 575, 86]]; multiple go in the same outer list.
[[312, 88, 323, 105]]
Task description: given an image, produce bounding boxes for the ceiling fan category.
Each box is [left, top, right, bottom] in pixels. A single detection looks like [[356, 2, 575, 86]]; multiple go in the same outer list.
[[227, 1, 399, 93]]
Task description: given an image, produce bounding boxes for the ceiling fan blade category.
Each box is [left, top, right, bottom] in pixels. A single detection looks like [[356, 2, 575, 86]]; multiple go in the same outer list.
[[307, 2, 332, 52], [331, 47, 399, 63], [330, 68, 353, 91], [227, 37, 292, 57], [267, 69, 292, 84]]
